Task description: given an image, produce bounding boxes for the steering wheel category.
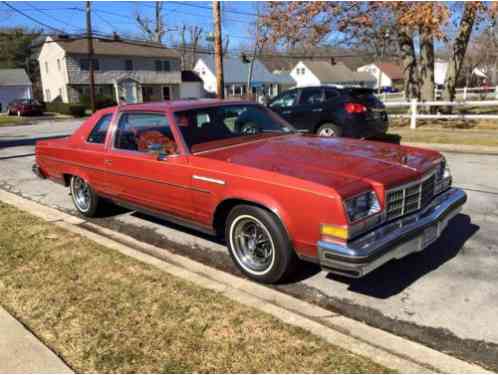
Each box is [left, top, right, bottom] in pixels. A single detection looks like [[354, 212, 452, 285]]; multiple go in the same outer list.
[[240, 122, 258, 135]]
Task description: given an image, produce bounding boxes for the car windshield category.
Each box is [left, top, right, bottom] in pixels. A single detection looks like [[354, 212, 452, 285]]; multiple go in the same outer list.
[[174, 104, 295, 153]]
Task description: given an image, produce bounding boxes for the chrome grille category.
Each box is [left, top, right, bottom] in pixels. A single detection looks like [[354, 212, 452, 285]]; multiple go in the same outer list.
[[386, 173, 436, 221]]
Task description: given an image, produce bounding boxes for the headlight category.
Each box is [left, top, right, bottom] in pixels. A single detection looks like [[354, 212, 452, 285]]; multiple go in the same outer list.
[[344, 191, 381, 223], [435, 158, 452, 194]]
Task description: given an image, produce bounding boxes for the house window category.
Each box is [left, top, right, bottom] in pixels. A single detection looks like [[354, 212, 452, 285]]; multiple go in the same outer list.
[[45, 89, 51, 102], [58, 88, 63, 98], [163, 60, 171, 72], [301, 67, 306, 74], [155, 60, 172, 72], [125, 59, 133, 71], [45, 61, 49, 74], [57, 59, 61, 72], [80, 59, 100, 71]]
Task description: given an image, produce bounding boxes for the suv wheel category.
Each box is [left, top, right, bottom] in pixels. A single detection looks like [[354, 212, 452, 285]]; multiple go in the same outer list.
[[225, 205, 297, 284], [70, 176, 101, 217], [317, 123, 342, 137]]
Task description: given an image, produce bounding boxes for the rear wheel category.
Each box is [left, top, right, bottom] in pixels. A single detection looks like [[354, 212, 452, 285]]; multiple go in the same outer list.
[[225, 205, 297, 284], [316, 123, 342, 137], [70, 176, 101, 217]]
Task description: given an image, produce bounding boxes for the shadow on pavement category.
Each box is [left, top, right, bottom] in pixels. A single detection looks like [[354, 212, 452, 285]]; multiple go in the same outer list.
[[325, 214, 479, 298]]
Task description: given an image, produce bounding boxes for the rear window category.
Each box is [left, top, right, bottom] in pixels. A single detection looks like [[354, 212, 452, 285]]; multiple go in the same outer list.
[[87, 113, 112, 144]]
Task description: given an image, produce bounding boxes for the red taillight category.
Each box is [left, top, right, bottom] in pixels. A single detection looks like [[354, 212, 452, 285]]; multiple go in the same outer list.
[[345, 102, 367, 113]]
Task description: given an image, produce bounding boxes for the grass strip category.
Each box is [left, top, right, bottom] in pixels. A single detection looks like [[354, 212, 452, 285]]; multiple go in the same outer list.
[[0, 202, 391, 373], [391, 128, 498, 147]]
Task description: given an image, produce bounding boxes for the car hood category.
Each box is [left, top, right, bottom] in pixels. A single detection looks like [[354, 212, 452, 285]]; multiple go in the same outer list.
[[199, 134, 441, 193]]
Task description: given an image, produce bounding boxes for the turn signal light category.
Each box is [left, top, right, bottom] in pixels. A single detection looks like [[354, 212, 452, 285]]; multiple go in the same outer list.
[[345, 102, 367, 113], [321, 224, 349, 241]]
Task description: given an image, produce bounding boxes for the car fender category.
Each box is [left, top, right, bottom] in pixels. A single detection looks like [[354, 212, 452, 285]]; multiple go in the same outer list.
[[216, 189, 295, 240]]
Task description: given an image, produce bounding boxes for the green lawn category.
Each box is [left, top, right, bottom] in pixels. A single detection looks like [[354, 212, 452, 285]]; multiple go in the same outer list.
[[0, 115, 27, 126], [0, 202, 391, 373]]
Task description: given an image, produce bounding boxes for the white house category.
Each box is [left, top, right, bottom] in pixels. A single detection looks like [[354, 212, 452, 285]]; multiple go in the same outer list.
[[0, 69, 32, 112], [193, 56, 295, 99], [291, 61, 375, 88], [37, 36, 183, 104], [179, 70, 205, 99], [357, 62, 404, 89]]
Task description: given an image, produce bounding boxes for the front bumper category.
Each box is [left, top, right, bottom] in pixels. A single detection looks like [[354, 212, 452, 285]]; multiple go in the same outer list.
[[317, 188, 467, 278]]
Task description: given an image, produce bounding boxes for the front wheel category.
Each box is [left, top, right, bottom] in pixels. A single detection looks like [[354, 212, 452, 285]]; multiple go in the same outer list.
[[316, 123, 342, 137], [70, 176, 101, 217], [225, 205, 297, 284]]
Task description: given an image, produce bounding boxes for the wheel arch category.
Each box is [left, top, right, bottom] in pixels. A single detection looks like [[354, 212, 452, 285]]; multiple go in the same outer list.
[[212, 196, 293, 242]]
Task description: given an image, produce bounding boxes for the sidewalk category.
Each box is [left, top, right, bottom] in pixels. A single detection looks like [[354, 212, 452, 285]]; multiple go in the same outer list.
[[0, 307, 72, 373]]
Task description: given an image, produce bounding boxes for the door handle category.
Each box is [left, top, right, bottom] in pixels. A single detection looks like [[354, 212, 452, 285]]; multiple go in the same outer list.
[[282, 110, 292, 115], [104, 159, 112, 165], [312, 108, 323, 112]]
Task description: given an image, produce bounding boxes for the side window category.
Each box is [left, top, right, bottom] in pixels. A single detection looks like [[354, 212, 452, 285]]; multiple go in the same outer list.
[[114, 112, 177, 155], [87, 114, 112, 144], [269, 90, 297, 108], [300, 88, 323, 105]]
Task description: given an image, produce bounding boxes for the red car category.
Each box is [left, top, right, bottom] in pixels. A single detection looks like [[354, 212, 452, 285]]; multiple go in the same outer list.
[[8, 99, 43, 116], [33, 100, 466, 283]]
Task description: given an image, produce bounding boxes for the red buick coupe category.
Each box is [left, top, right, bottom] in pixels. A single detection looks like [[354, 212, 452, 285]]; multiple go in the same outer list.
[[34, 100, 466, 283]]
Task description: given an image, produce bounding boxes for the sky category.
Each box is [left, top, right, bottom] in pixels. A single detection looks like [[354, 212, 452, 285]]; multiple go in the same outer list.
[[0, 1, 260, 48]]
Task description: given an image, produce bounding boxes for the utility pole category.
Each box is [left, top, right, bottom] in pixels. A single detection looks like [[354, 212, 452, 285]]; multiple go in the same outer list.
[[212, 0, 224, 99], [86, 1, 96, 113], [246, 8, 260, 101]]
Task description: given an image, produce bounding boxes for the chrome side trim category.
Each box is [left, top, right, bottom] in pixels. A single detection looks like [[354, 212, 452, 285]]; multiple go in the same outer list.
[[193, 175, 226, 185]]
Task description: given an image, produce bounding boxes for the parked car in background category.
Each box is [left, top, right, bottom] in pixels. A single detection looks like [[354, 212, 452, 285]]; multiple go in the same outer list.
[[268, 86, 388, 138], [7, 99, 43, 116], [381, 86, 399, 93], [33, 100, 465, 284]]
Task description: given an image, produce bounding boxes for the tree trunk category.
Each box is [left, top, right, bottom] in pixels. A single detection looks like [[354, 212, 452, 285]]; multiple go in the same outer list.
[[399, 27, 419, 99], [419, 25, 435, 105], [442, 3, 477, 102]]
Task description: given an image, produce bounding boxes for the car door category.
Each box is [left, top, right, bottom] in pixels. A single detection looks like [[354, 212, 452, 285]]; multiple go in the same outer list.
[[288, 87, 325, 131], [268, 89, 299, 125], [105, 110, 195, 220]]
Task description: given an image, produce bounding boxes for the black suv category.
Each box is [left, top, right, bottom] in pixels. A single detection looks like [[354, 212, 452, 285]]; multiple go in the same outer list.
[[268, 86, 388, 138]]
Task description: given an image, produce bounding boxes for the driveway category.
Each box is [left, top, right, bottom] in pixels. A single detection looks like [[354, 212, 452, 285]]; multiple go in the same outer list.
[[1, 121, 498, 369]]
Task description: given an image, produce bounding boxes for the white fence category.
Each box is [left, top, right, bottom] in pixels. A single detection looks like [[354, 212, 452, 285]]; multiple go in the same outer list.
[[384, 99, 498, 129], [377, 86, 498, 102]]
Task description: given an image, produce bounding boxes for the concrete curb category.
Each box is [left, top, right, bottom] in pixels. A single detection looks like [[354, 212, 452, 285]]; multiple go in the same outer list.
[[0, 190, 490, 373], [404, 142, 498, 155]]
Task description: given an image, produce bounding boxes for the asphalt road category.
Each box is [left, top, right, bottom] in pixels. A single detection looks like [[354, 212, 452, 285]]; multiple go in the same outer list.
[[1, 119, 498, 369]]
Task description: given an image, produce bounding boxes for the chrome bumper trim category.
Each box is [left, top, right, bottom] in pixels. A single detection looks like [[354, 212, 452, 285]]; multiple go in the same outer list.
[[317, 188, 467, 278]]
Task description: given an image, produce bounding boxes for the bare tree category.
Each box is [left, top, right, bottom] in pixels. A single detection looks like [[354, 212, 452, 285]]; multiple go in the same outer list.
[[136, 1, 166, 43], [179, 25, 203, 70]]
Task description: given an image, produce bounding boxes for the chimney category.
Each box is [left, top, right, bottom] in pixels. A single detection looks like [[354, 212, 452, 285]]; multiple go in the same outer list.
[[112, 32, 120, 41], [330, 57, 336, 65]]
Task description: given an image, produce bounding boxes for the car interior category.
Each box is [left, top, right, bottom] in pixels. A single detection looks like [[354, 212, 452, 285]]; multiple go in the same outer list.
[[114, 112, 178, 155]]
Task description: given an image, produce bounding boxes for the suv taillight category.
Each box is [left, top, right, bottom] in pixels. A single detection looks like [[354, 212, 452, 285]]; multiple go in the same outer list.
[[345, 102, 367, 113]]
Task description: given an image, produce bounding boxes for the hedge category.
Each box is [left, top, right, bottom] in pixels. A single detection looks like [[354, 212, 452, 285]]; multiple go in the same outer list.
[[80, 95, 116, 110], [46, 102, 86, 117]]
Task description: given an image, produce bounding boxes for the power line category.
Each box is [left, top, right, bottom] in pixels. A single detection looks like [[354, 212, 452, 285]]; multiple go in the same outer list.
[[1, 1, 65, 33], [25, 2, 83, 32]]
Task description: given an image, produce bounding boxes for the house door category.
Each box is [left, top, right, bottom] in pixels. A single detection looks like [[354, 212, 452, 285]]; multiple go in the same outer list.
[[162, 86, 170, 100], [122, 80, 137, 103]]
